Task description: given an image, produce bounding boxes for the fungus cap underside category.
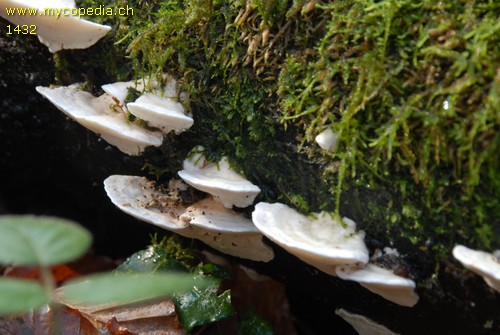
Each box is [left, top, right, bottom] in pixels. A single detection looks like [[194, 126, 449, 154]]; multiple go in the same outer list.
[[104, 175, 273, 262], [36, 85, 163, 155], [178, 147, 261, 208], [252, 202, 369, 272], [336, 264, 419, 307]]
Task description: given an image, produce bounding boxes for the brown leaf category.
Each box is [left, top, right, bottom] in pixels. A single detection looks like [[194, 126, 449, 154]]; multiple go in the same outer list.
[[0, 305, 97, 335], [0, 299, 184, 335], [58, 293, 186, 335], [3, 254, 116, 286], [105, 317, 134, 335], [226, 265, 298, 335]]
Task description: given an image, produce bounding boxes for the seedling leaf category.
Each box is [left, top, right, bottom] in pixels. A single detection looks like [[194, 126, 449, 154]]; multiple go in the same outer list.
[[0, 215, 92, 266], [0, 278, 49, 316], [61, 272, 213, 305]]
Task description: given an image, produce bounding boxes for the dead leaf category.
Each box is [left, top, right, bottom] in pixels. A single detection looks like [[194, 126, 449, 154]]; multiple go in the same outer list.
[[57, 291, 185, 335], [0, 305, 97, 335], [3, 254, 116, 285], [229, 265, 298, 335], [105, 317, 134, 335]]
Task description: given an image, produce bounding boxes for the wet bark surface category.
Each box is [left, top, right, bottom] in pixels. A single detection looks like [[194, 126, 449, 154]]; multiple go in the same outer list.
[[1, 18, 499, 335]]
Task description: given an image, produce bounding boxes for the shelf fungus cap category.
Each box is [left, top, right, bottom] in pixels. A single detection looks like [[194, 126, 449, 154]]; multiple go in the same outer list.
[[36, 85, 163, 155], [336, 264, 419, 307], [452, 245, 500, 293], [180, 197, 274, 262], [101, 80, 147, 104], [104, 175, 273, 262], [252, 202, 369, 276], [102, 78, 192, 134], [0, 0, 111, 53], [103, 175, 189, 231], [335, 309, 399, 335], [101, 77, 179, 105], [127, 94, 193, 134], [315, 128, 338, 152], [178, 147, 261, 208]]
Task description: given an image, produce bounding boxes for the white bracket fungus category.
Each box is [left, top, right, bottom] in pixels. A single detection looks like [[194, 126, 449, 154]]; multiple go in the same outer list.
[[177, 147, 261, 208], [182, 197, 274, 262], [101, 80, 148, 104], [452, 245, 500, 293], [101, 78, 178, 105], [335, 309, 399, 335], [127, 94, 193, 133], [102, 79, 193, 134], [336, 264, 419, 307], [252, 202, 369, 276], [0, 0, 111, 53], [36, 84, 163, 155], [103, 175, 274, 262], [103, 175, 189, 231], [315, 128, 338, 152]]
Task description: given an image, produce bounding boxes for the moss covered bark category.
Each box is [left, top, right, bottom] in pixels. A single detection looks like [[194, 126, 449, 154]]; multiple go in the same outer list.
[[69, 0, 498, 267]]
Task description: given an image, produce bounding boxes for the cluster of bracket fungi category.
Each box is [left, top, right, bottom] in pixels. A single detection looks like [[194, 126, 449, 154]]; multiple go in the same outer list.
[[4, 1, 499, 333]]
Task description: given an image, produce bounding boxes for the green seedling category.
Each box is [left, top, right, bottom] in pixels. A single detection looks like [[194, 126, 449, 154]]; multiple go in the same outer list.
[[0, 215, 212, 316]]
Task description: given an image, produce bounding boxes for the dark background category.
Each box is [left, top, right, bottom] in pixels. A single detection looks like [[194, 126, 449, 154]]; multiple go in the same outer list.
[[0, 23, 160, 259]]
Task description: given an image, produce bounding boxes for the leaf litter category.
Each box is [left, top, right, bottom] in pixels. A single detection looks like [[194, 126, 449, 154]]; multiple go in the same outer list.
[[0, 235, 297, 334]]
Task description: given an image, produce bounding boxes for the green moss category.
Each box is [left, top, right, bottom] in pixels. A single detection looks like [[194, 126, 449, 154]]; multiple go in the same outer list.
[[275, 0, 500, 255], [66, 0, 498, 265]]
